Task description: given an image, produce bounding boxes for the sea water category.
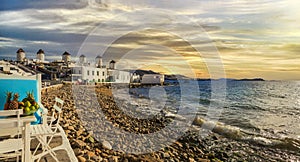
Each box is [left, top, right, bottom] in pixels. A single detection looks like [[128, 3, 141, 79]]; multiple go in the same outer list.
[[112, 80, 300, 151]]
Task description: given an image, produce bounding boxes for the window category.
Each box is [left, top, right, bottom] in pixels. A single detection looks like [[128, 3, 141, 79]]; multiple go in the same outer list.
[[87, 70, 89, 75], [98, 79, 100, 82], [97, 71, 99, 76], [92, 71, 95, 76], [79, 70, 81, 74], [102, 72, 105, 76], [102, 79, 104, 82]]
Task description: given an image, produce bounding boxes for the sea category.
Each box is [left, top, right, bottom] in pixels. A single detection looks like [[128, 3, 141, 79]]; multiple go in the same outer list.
[[112, 80, 300, 152]]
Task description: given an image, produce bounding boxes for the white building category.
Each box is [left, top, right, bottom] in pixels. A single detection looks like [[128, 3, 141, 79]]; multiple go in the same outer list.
[[16, 48, 26, 62], [95, 55, 104, 68], [0, 60, 32, 76], [36, 49, 45, 62], [141, 74, 164, 85], [109, 60, 116, 69], [0, 61, 10, 73], [71, 58, 132, 84], [79, 55, 87, 65], [72, 66, 107, 83], [62, 51, 71, 63], [107, 69, 131, 83], [131, 73, 141, 83]]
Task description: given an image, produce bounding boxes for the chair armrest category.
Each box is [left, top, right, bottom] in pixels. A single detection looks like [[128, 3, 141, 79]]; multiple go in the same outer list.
[[38, 103, 49, 126], [38, 103, 48, 115]]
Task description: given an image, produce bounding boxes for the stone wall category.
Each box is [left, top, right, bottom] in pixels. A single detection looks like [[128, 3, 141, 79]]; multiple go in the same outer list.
[[41, 84, 64, 94]]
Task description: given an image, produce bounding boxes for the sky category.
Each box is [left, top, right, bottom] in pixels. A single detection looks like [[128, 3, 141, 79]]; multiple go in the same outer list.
[[0, 0, 300, 80]]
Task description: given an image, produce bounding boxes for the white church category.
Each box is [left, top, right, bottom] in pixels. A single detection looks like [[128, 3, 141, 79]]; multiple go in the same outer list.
[[71, 55, 132, 84]]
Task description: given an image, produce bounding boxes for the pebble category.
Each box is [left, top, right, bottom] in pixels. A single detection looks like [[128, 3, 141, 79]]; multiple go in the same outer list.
[[77, 156, 86, 162], [189, 157, 195, 162], [95, 148, 101, 153], [91, 155, 102, 161], [87, 151, 95, 158], [68, 125, 75, 131], [74, 139, 86, 148], [102, 140, 112, 150], [109, 156, 119, 162], [73, 148, 83, 156], [87, 136, 95, 143]]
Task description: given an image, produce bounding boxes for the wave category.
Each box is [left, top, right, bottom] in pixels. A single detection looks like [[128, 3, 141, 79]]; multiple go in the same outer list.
[[268, 94, 286, 99], [199, 98, 211, 105], [230, 103, 263, 110], [192, 116, 300, 152], [120, 85, 300, 152]]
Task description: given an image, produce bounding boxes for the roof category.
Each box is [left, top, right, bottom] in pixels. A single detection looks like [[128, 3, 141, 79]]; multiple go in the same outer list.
[[96, 55, 102, 58], [80, 54, 86, 57], [62, 51, 71, 56], [16, 48, 25, 53], [37, 49, 44, 54], [110, 60, 116, 63]]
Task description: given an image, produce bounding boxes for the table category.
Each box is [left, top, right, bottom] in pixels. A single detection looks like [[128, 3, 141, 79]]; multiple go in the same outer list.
[[0, 115, 36, 162], [22, 116, 36, 162]]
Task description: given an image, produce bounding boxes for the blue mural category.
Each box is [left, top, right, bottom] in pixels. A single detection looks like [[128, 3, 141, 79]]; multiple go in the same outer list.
[[0, 79, 38, 110]]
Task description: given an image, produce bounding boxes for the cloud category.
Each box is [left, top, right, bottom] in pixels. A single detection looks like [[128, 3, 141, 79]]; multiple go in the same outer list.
[[0, 0, 300, 79], [0, 0, 88, 11]]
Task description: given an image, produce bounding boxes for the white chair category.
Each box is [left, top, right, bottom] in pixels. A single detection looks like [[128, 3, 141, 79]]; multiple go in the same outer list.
[[0, 109, 24, 161], [30, 97, 77, 162]]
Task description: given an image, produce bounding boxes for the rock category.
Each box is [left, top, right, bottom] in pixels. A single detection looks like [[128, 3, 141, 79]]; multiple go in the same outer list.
[[73, 148, 83, 156], [63, 123, 69, 128], [162, 152, 170, 158], [109, 156, 119, 162], [101, 152, 108, 157], [65, 130, 71, 135], [76, 129, 84, 137], [183, 153, 188, 159], [87, 151, 95, 158], [95, 148, 101, 153], [196, 158, 210, 162], [77, 156, 86, 162], [74, 139, 86, 148], [67, 125, 75, 131], [87, 136, 95, 143], [91, 155, 102, 161], [189, 157, 195, 162], [102, 140, 112, 150], [175, 141, 183, 148]]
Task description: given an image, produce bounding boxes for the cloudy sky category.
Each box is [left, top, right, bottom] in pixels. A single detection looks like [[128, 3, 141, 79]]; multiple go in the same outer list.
[[0, 0, 300, 80]]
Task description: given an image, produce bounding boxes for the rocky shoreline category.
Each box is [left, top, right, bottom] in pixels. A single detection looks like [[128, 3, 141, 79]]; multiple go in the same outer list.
[[41, 84, 300, 162]]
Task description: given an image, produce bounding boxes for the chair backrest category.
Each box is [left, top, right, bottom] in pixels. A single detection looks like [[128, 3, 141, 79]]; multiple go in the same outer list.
[[0, 74, 42, 110], [53, 97, 63, 113], [49, 97, 64, 128], [0, 109, 23, 137]]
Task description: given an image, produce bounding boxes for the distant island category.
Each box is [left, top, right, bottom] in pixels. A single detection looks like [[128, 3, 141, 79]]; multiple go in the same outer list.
[[235, 78, 265, 81], [163, 74, 265, 82], [129, 70, 265, 82], [196, 78, 265, 81], [165, 76, 265, 82]]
